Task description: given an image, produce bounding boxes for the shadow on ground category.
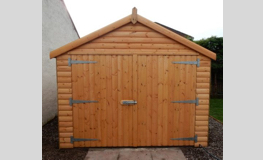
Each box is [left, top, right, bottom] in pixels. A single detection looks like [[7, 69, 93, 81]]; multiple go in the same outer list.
[[42, 117, 88, 160], [42, 117, 223, 160]]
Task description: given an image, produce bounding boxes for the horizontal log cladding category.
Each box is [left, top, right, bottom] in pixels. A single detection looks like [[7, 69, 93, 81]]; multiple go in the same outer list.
[[58, 105, 72, 111], [57, 66, 71, 72], [59, 116, 73, 122], [59, 143, 73, 148], [78, 43, 188, 49], [57, 72, 71, 77], [58, 94, 72, 100], [59, 122, 73, 127], [196, 116, 209, 121], [59, 127, 73, 132], [57, 60, 68, 66], [60, 138, 71, 143], [58, 88, 72, 94], [58, 111, 72, 116], [196, 121, 209, 126], [196, 83, 209, 88], [59, 132, 73, 137]]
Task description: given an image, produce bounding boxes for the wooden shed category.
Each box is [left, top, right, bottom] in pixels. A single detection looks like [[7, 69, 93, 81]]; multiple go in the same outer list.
[[50, 8, 216, 149]]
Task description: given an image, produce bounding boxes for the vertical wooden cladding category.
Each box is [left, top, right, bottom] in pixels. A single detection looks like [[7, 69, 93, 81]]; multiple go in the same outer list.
[[137, 55, 196, 146], [56, 54, 73, 148], [195, 55, 211, 147], [71, 55, 133, 147]]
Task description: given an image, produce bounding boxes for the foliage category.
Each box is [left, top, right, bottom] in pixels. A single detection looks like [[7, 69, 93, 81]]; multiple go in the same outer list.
[[195, 36, 223, 72], [210, 99, 223, 122], [195, 36, 223, 96]]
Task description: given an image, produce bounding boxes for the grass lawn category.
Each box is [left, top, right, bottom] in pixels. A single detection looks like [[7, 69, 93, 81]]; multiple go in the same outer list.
[[210, 99, 223, 122]]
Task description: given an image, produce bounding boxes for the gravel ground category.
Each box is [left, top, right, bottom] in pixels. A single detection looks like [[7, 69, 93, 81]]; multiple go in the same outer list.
[[42, 117, 88, 160], [180, 117, 223, 160], [43, 117, 223, 160]]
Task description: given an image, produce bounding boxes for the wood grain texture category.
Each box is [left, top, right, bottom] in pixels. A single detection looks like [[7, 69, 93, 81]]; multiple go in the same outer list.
[[59, 127, 73, 132], [90, 37, 176, 44], [58, 89, 72, 94], [59, 116, 72, 122], [196, 121, 209, 126], [136, 55, 196, 146], [59, 122, 73, 127], [56, 57, 72, 148], [70, 23, 200, 58], [195, 132, 208, 137], [197, 105, 209, 110], [196, 83, 210, 88], [57, 66, 71, 71], [194, 59, 211, 147], [59, 111, 72, 116], [57, 54, 70, 60], [111, 55, 118, 146], [105, 31, 166, 38], [58, 105, 71, 111], [57, 72, 71, 77], [59, 138, 71, 143], [68, 49, 198, 55], [50, 15, 216, 60], [58, 83, 72, 88], [197, 94, 209, 99], [57, 60, 68, 66], [78, 43, 188, 49], [196, 116, 209, 121], [58, 94, 72, 100], [151, 56, 158, 146], [195, 126, 209, 132], [58, 100, 69, 105], [59, 133, 73, 137], [117, 24, 154, 32]]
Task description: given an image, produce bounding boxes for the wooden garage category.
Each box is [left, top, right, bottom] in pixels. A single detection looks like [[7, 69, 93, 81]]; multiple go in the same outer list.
[[50, 8, 216, 148]]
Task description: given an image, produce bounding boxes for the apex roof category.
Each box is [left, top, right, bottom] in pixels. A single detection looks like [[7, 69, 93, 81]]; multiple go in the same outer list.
[[50, 7, 216, 60]]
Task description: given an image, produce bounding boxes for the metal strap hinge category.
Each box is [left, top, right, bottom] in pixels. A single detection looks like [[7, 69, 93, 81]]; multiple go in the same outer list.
[[69, 98, 98, 106], [68, 58, 97, 66], [171, 135, 198, 143], [172, 58, 200, 67], [171, 98, 199, 106], [70, 136, 99, 144]]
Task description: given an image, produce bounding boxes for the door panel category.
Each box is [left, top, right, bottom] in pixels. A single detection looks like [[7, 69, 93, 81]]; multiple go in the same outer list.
[[72, 55, 133, 147], [71, 54, 196, 147], [137, 55, 196, 146]]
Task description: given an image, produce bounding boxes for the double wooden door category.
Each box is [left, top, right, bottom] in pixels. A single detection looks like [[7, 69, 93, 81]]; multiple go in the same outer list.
[[71, 55, 196, 147]]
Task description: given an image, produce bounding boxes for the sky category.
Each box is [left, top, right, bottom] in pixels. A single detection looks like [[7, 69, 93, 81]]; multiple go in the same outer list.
[[64, 0, 223, 41]]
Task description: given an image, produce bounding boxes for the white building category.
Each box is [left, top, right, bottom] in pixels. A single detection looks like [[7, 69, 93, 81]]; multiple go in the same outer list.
[[42, 0, 79, 125]]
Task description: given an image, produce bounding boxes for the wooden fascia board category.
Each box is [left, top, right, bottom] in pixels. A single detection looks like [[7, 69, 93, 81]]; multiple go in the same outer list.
[[137, 15, 217, 60], [50, 15, 132, 59]]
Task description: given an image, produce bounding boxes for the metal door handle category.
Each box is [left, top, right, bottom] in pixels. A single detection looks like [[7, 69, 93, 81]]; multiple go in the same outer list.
[[120, 100, 137, 105]]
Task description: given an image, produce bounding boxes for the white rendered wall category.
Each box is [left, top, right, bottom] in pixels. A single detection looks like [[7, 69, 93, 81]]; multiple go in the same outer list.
[[42, 0, 79, 125]]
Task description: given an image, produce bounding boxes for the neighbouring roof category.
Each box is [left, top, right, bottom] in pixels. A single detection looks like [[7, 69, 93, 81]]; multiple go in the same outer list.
[[155, 22, 194, 40], [50, 8, 216, 60]]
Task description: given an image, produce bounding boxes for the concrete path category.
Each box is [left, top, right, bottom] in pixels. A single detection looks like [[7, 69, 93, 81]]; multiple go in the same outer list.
[[84, 148, 186, 160]]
